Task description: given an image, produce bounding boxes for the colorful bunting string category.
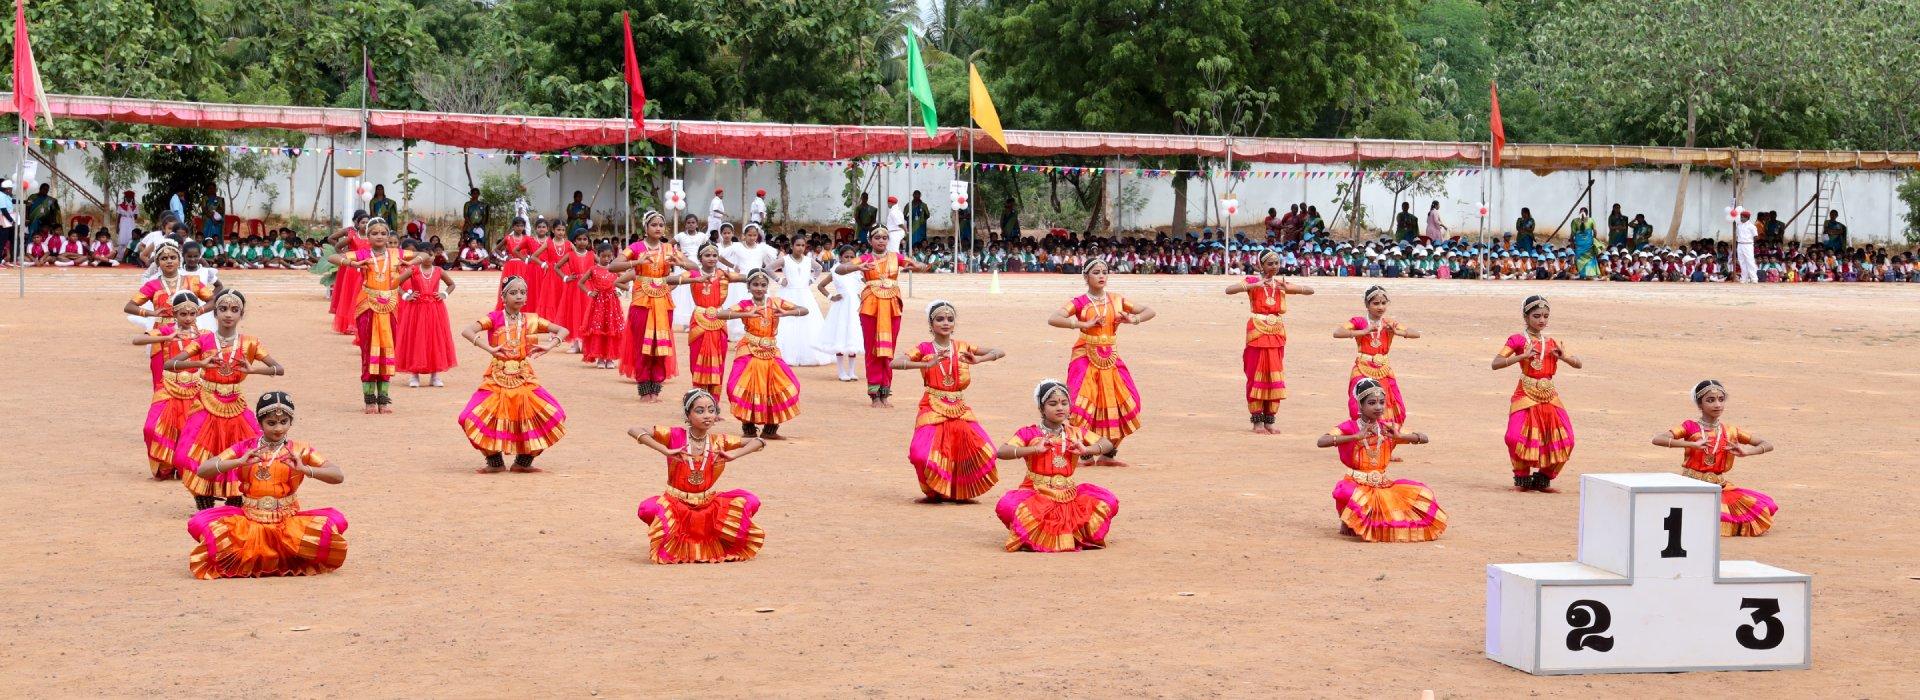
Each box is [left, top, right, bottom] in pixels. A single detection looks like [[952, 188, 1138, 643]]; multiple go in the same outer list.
[[8, 136, 1482, 180]]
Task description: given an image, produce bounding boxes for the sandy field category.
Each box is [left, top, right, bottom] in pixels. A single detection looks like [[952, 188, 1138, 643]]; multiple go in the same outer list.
[[1, 268, 1917, 698]]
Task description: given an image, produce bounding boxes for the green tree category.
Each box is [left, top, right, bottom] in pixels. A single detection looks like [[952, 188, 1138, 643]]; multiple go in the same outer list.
[[1515, 0, 1853, 243], [973, 0, 1416, 234]]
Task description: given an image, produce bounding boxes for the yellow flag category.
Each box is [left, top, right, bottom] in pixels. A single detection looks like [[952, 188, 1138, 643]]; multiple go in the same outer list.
[[968, 63, 1007, 149]]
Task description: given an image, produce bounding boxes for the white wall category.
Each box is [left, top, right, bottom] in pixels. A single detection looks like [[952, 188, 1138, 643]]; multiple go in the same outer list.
[[4, 136, 1907, 244]]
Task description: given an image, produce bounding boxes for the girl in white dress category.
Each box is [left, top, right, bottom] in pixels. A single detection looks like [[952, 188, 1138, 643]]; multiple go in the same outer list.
[[720, 223, 779, 341], [670, 214, 708, 329], [815, 245, 865, 381], [772, 237, 832, 366]]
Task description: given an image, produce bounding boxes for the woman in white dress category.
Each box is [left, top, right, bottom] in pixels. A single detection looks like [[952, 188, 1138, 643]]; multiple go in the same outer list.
[[815, 244, 865, 381], [772, 237, 832, 366], [720, 223, 779, 341], [670, 214, 708, 329]]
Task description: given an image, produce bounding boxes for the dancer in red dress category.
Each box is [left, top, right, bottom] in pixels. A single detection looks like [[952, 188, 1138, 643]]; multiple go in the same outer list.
[[578, 242, 626, 369], [526, 218, 559, 316], [550, 229, 596, 350], [495, 217, 529, 311], [395, 238, 458, 388], [326, 212, 370, 336]]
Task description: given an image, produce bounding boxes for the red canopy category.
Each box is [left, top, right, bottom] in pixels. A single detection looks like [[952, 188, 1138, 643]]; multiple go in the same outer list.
[[2, 93, 1493, 164]]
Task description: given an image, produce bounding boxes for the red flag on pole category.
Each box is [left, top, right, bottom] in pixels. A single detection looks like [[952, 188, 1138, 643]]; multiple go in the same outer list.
[[1489, 80, 1506, 167], [363, 53, 378, 104], [621, 12, 647, 130], [12, 0, 49, 127]]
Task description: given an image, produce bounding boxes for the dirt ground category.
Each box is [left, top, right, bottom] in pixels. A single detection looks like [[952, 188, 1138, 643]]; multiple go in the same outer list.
[[1, 268, 1917, 698]]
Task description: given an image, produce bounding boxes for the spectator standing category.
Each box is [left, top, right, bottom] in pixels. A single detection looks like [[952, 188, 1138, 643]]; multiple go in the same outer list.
[[1823, 210, 1847, 252], [116, 190, 139, 248], [1425, 201, 1447, 240], [462, 187, 489, 241], [1607, 204, 1629, 249], [1395, 202, 1418, 242], [1514, 207, 1536, 251], [1735, 210, 1759, 284]]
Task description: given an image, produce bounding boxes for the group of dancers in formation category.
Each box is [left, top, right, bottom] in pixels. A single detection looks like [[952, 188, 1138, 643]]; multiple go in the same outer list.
[[124, 212, 1785, 579]]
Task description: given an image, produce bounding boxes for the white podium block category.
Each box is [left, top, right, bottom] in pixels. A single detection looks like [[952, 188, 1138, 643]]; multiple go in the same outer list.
[[1485, 473, 1810, 675]]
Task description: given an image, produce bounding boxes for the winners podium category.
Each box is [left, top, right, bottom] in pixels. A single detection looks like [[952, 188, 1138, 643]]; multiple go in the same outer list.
[[1485, 473, 1810, 675]]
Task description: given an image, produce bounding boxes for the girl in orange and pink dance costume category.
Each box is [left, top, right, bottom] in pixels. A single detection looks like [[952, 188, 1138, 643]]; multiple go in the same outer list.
[[1652, 380, 1779, 536], [831, 227, 932, 408], [1225, 251, 1313, 433], [1333, 285, 1418, 425], [894, 300, 1005, 503], [994, 380, 1118, 552], [187, 392, 348, 579], [457, 276, 569, 474], [1491, 295, 1582, 492], [714, 269, 806, 439], [630, 389, 769, 564], [1317, 378, 1446, 542], [123, 241, 211, 388], [609, 211, 696, 402], [326, 220, 422, 413], [1046, 258, 1155, 465], [135, 292, 203, 480], [685, 244, 745, 401], [166, 289, 287, 511]]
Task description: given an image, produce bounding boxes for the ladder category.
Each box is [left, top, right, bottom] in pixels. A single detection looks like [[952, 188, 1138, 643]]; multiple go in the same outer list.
[[1802, 173, 1838, 242]]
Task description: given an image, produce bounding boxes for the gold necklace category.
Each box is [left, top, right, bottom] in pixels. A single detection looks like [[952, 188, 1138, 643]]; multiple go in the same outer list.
[[254, 439, 287, 481]]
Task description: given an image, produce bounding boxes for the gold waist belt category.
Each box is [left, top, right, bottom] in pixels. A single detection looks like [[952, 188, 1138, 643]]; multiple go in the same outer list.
[[1347, 469, 1394, 488], [666, 485, 715, 506], [164, 374, 201, 398], [1025, 471, 1078, 499], [1078, 333, 1116, 347], [1682, 468, 1728, 487], [489, 359, 531, 388], [926, 388, 965, 402], [1519, 376, 1557, 401], [242, 495, 301, 524]]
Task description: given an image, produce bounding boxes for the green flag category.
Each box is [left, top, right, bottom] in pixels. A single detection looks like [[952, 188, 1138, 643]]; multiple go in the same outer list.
[[904, 27, 937, 137]]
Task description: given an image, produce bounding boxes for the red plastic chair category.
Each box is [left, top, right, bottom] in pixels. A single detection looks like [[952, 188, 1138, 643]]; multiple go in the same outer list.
[[67, 214, 94, 231], [834, 226, 855, 243], [223, 216, 241, 237]]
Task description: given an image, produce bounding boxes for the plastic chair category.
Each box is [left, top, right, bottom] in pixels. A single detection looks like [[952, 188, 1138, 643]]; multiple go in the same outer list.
[[67, 214, 94, 231], [245, 219, 266, 237]]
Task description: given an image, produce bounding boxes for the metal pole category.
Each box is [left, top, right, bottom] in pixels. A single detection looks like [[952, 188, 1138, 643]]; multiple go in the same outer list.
[[1224, 133, 1233, 237], [16, 120, 26, 298], [360, 45, 369, 173], [624, 90, 631, 243], [905, 98, 913, 299]]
